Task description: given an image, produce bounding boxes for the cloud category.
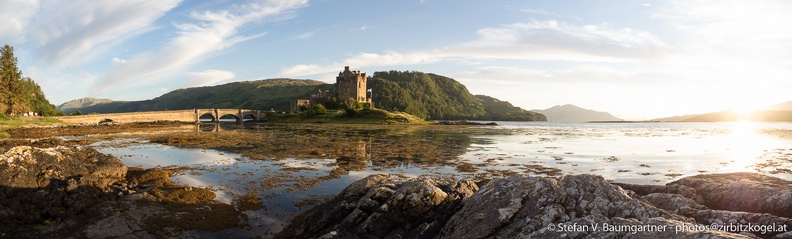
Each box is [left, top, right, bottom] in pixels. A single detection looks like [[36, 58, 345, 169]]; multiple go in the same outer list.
[[111, 57, 127, 64], [92, 0, 309, 94], [280, 51, 441, 76], [186, 69, 235, 87], [520, 8, 581, 20], [0, 0, 39, 43], [279, 20, 671, 76], [295, 31, 316, 39], [26, 0, 182, 66]]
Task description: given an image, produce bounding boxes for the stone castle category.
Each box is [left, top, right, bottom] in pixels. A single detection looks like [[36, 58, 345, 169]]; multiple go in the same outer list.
[[290, 66, 371, 112]]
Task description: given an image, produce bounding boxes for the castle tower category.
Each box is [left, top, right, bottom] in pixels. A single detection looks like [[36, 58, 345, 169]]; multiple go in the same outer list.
[[335, 66, 369, 103]]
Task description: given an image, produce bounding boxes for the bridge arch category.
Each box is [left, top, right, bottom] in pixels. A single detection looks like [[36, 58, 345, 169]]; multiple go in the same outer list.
[[242, 113, 258, 122], [218, 114, 240, 122], [198, 113, 217, 122]]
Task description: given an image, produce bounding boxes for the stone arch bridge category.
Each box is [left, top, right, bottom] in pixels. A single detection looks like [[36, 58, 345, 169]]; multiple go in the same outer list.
[[55, 109, 264, 125]]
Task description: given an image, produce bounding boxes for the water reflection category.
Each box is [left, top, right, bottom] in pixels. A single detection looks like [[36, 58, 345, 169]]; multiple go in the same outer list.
[[197, 123, 242, 132]]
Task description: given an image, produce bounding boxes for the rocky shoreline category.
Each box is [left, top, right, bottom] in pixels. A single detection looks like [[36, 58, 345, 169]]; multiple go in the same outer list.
[[1, 143, 791, 238], [278, 174, 792, 239]]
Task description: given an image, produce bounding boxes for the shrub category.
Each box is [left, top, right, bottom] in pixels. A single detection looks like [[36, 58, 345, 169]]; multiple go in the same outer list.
[[312, 104, 326, 114]]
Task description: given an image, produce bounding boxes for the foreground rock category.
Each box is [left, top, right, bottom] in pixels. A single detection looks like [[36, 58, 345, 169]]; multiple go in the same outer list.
[[278, 173, 785, 239], [619, 173, 792, 238], [0, 145, 250, 238]]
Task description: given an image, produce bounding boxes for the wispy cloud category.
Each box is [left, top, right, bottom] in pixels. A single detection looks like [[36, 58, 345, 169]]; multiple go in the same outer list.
[[91, 0, 309, 94], [186, 69, 236, 87], [279, 19, 670, 76], [295, 31, 316, 39], [520, 8, 581, 20], [26, 0, 182, 67], [0, 0, 40, 43], [111, 57, 127, 64]]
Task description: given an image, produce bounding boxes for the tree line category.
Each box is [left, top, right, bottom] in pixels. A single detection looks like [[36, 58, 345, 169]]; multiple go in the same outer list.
[[0, 44, 60, 116]]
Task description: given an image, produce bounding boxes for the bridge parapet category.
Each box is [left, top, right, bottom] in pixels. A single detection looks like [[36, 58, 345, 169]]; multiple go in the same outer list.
[[54, 108, 263, 125]]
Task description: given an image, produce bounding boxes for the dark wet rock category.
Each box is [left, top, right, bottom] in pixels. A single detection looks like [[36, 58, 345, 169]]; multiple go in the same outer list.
[[278, 174, 752, 239], [669, 173, 792, 218], [0, 145, 127, 227]]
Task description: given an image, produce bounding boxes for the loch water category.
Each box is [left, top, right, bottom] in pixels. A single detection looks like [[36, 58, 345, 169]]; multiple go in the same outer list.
[[88, 121, 792, 235]]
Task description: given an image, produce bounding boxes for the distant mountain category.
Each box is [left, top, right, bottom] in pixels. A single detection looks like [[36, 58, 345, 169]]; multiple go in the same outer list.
[[771, 101, 792, 111], [532, 104, 620, 122], [653, 100, 792, 122], [57, 97, 114, 114], [67, 72, 546, 121], [680, 110, 792, 122]]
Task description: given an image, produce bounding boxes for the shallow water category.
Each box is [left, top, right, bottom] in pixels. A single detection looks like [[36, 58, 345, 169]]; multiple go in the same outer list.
[[87, 121, 792, 235]]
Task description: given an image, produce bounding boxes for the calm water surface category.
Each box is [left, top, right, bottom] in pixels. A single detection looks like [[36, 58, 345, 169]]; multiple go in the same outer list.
[[88, 121, 792, 235]]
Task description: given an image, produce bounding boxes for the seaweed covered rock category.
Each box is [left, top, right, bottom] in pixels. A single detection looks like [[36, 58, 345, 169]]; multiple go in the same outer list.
[[0, 145, 127, 189]]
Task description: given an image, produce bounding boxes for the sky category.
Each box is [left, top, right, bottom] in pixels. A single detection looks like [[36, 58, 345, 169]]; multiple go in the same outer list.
[[2, 0, 791, 120]]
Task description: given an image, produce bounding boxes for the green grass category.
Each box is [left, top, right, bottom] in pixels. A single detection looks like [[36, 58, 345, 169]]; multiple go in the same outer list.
[[264, 108, 429, 125], [0, 115, 64, 138]]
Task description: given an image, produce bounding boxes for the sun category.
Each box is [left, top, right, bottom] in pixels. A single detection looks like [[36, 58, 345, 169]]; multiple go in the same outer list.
[[728, 102, 763, 120]]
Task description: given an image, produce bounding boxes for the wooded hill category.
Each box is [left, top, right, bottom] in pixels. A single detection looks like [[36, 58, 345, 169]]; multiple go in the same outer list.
[[67, 71, 545, 121], [0, 45, 60, 116]]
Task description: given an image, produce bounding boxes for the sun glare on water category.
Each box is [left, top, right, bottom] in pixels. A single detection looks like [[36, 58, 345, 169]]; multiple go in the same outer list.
[[721, 121, 766, 171]]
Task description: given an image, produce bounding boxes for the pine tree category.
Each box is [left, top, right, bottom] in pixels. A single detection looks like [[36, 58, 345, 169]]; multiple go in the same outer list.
[[0, 44, 59, 116]]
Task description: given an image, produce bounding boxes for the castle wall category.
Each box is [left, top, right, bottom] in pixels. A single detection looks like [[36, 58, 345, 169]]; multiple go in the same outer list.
[[290, 99, 310, 112]]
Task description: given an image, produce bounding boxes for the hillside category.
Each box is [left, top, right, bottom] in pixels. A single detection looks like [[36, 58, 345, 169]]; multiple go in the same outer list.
[[532, 104, 620, 122], [652, 114, 700, 122], [473, 95, 546, 121], [367, 71, 544, 120], [368, 71, 484, 119], [681, 110, 792, 122], [69, 71, 545, 121], [78, 79, 332, 113], [57, 97, 114, 114]]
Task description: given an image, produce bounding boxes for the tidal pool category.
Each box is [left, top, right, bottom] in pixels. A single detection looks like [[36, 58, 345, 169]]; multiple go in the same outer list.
[[83, 121, 792, 235]]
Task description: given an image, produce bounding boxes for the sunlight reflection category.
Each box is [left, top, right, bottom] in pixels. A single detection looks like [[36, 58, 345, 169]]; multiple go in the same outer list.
[[723, 121, 764, 171]]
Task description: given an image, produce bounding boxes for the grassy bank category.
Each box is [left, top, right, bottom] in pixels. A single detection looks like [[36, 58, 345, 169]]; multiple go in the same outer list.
[[0, 116, 64, 138], [264, 108, 428, 124]]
